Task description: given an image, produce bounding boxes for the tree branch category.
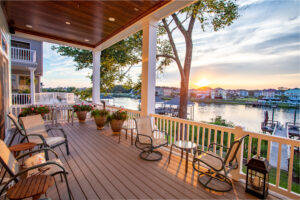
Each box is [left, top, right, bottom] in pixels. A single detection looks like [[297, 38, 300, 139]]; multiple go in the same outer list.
[[156, 54, 176, 61], [162, 18, 186, 82], [171, 13, 188, 37]]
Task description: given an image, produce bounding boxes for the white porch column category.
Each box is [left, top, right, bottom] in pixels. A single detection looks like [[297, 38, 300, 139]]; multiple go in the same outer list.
[[141, 19, 158, 117], [29, 67, 35, 104], [92, 50, 101, 104]]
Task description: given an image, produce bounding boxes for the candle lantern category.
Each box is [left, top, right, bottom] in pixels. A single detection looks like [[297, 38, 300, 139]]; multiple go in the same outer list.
[[245, 155, 271, 199]]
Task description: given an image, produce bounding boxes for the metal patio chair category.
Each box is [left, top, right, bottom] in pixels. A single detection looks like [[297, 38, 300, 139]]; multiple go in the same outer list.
[[134, 117, 169, 161], [193, 135, 248, 192], [0, 139, 71, 199], [7, 113, 70, 159]]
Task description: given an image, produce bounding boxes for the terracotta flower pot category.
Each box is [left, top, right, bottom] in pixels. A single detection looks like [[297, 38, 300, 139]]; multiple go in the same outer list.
[[94, 115, 107, 130], [76, 111, 87, 123], [110, 119, 124, 134]]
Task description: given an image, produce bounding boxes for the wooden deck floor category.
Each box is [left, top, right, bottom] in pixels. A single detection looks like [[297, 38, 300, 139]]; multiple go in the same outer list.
[[39, 120, 279, 200]]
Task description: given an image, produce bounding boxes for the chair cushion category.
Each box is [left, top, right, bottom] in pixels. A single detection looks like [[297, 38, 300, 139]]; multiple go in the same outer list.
[[196, 151, 224, 171], [24, 153, 66, 176], [138, 131, 167, 147], [27, 136, 65, 146]]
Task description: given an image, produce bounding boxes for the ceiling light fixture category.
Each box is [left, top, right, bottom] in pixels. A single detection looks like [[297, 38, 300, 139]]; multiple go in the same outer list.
[[65, 21, 71, 25], [84, 39, 89, 42], [134, 8, 139, 12], [25, 24, 32, 28], [108, 17, 115, 22]]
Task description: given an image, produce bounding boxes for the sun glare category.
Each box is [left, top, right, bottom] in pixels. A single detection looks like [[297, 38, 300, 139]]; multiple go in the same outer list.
[[195, 79, 210, 87]]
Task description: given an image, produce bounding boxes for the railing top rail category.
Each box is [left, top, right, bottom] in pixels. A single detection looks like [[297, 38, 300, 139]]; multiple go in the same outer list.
[[243, 130, 300, 146], [11, 47, 36, 53]]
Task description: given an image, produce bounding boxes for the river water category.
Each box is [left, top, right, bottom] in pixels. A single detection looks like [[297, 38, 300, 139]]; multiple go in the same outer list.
[[106, 97, 299, 133]]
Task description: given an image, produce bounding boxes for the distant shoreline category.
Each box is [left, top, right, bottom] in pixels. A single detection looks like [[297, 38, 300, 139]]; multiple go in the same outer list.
[[190, 98, 299, 109]]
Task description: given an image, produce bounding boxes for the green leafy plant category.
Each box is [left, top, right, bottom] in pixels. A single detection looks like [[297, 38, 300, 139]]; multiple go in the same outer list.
[[19, 105, 50, 117], [107, 109, 128, 121], [209, 116, 234, 127], [72, 104, 93, 112], [91, 109, 109, 117]]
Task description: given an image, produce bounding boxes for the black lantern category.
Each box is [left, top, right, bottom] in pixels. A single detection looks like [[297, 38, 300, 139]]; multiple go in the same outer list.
[[245, 155, 271, 199]]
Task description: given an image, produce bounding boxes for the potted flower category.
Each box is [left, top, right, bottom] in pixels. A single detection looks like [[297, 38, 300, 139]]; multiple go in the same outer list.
[[19, 105, 50, 118], [91, 109, 109, 130], [108, 109, 128, 134], [73, 104, 93, 123]]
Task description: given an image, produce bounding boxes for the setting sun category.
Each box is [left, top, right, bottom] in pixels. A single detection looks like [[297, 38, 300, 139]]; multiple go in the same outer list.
[[195, 79, 211, 87]]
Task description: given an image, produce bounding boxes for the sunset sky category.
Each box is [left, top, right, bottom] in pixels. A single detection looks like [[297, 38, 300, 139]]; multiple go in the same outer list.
[[42, 0, 300, 90]]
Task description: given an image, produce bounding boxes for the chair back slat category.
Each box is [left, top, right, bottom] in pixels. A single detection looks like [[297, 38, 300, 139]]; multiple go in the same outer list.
[[0, 140, 19, 177], [20, 115, 49, 138], [135, 117, 153, 137], [224, 135, 248, 165]]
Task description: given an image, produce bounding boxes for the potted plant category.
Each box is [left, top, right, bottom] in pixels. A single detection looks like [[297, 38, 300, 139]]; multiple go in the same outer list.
[[91, 109, 109, 130], [73, 104, 93, 123], [108, 109, 128, 134], [19, 105, 50, 118]]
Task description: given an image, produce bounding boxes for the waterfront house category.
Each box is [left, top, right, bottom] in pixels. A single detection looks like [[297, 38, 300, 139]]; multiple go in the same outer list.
[[11, 36, 43, 93], [190, 87, 211, 99], [156, 86, 175, 97], [0, 1, 299, 200], [237, 89, 249, 98], [284, 88, 300, 102], [211, 88, 227, 99], [262, 89, 276, 100], [253, 90, 263, 97]]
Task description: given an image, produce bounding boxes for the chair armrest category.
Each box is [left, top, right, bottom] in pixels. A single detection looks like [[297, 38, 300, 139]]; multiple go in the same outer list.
[[16, 148, 58, 160], [26, 134, 47, 146], [47, 127, 67, 139], [152, 129, 169, 137]]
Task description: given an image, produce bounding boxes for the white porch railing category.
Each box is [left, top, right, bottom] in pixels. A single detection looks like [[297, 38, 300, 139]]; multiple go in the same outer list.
[[9, 104, 300, 199], [12, 93, 75, 105], [12, 93, 31, 105], [11, 47, 36, 63]]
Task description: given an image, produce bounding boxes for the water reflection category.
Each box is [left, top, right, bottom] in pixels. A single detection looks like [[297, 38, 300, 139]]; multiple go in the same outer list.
[[106, 97, 299, 133]]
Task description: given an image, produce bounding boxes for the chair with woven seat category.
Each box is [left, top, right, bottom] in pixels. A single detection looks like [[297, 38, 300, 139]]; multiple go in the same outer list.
[[0, 139, 71, 199], [134, 117, 169, 161], [7, 113, 70, 159], [192, 135, 248, 192]]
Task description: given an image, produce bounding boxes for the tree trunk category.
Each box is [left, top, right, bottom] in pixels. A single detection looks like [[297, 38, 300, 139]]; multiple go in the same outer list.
[[179, 38, 193, 119]]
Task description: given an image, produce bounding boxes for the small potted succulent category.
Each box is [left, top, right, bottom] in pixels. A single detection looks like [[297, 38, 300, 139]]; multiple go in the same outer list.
[[108, 109, 128, 134], [19, 105, 50, 118], [91, 109, 109, 130], [73, 104, 93, 123]]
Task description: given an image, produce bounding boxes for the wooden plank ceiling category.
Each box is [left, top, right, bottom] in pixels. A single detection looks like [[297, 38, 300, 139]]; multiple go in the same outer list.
[[1, 1, 170, 48]]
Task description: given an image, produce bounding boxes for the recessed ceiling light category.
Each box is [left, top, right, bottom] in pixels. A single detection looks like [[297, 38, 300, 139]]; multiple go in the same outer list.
[[134, 8, 139, 12], [25, 24, 32, 28], [65, 21, 71, 25], [84, 39, 89, 42], [108, 17, 115, 22]]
